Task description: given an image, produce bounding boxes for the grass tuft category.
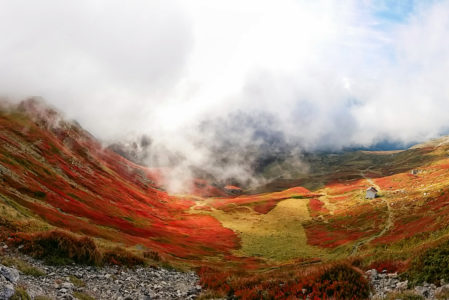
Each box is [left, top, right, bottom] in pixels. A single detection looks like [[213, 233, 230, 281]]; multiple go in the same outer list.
[[102, 247, 145, 266], [10, 287, 31, 300], [13, 230, 102, 265], [73, 292, 96, 300], [405, 239, 449, 286], [0, 256, 46, 277]]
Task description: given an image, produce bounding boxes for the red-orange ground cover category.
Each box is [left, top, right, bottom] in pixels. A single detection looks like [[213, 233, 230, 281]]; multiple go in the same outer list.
[[305, 203, 384, 248], [0, 109, 239, 259], [325, 180, 367, 195], [211, 187, 318, 214], [308, 198, 329, 217]]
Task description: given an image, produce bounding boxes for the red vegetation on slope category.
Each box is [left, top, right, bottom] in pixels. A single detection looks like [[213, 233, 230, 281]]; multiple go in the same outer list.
[[305, 203, 385, 248], [211, 187, 318, 214], [198, 263, 370, 300], [367, 260, 408, 273], [325, 180, 367, 195], [308, 198, 329, 217], [0, 105, 238, 259]]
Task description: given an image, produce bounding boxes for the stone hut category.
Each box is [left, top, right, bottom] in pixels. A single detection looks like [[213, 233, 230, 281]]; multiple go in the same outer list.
[[366, 187, 378, 199]]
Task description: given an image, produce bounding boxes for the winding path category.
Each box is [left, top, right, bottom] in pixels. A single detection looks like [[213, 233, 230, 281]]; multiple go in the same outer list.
[[351, 170, 393, 255]]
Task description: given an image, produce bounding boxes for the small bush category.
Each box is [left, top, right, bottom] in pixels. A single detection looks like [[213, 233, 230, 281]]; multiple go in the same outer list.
[[13, 231, 101, 265], [10, 287, 31, 300], [198, 263, 371, 300], [143, 250, 161, 261], [102, 247, 145, 266], [11, 231, 148, 267], [406, 239, 449, 285], [73, 292, 95, 300], [69, 275, 85, 287], [315, 264, 371, 299], [367, 260, 407, 273], [0, 256, 46, 277], [436, 287, 449, 300], [386, 291, 424, 300]]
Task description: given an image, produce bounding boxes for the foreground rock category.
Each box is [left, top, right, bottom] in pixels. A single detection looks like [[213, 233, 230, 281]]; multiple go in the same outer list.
[[0, 252, 201, 300], [367, 269, 449, 299]]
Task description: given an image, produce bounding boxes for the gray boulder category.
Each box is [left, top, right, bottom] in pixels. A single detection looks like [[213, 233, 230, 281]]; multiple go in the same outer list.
[[0, 266, 19, 284], [0, 276, 15, 300]]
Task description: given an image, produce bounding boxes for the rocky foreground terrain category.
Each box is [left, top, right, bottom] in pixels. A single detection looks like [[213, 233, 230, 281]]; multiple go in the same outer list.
[[0, 246, 201, 300], [368, 269, 449, 299], [4, 246, 449, 300]]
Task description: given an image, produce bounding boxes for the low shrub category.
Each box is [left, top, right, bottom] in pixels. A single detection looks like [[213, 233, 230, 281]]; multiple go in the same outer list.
[[73, 292, 95, 300], [12, 230, 101, 265], [367, 260, 407, 273], [405, 239, 449, 286], [10, 287, 31, 300], [11, 231, 147, 267], [103, 247, 145, 266], [198, 263, 370, 300], [314, 264, 370, 299], [143, 250, 161, 261], [34, 297, 52, 300], [69, 275, 85, 287], [0, 256, 45, 277]]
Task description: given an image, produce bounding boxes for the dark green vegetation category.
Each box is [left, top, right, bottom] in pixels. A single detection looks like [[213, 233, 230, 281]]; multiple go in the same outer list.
[[72, 292, 96, 300], [0, 256, 45, 277], [10, 287, 31, 300], [405, 239, 449, 286], [256, 147, 439, 192], [11, 230, 144, 267]]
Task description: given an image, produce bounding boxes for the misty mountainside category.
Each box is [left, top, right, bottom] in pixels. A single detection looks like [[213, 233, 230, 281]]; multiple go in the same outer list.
[[107, 109, 440, 194], [4, 100, 449, 299]]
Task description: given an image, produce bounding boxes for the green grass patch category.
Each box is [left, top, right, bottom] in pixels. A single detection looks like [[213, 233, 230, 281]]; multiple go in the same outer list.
[[73, 292, 96, 300], [10, 287, 31, 300], [69, 275, 86, 287], [0, 256, 46, 277], [405, 239, 449, 286]]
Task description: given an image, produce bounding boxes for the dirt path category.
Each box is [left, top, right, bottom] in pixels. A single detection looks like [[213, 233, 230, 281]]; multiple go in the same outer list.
[[351, 170, 393, 255]]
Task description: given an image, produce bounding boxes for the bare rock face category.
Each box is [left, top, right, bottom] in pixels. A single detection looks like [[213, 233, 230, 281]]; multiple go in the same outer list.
[[0, 264, 18, 300], [0, 266, 19, 284], [0, 279, 15, 300]]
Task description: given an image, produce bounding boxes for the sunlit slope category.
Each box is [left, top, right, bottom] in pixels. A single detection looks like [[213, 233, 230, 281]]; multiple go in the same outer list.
[[190, 142, 449, 264], [0, 102, 238, 260], [3, 100, 449, 273], [255, 145, 439, 192]]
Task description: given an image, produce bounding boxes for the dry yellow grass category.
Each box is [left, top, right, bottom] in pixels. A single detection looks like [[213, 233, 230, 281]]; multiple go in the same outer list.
[[208, 198, 326, 261]]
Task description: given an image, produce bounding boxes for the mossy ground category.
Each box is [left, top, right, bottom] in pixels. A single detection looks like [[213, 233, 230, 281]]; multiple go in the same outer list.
[[206, 198, 326, 261]]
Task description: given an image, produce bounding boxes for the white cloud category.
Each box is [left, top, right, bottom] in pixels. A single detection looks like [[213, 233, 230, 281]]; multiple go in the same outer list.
[[1, 0, 449, 189]]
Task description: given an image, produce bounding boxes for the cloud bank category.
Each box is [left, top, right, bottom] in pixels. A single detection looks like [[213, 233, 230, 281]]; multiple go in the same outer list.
[[1, 0, 449, 190]]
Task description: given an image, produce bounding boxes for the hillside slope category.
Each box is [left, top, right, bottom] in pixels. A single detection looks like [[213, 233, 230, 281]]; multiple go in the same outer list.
[[0, 99, 238, 261], [3, 100, 449, 299]]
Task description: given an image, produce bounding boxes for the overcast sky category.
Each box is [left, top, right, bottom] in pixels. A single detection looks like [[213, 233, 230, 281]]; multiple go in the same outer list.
[[1, 0, 449, 150]]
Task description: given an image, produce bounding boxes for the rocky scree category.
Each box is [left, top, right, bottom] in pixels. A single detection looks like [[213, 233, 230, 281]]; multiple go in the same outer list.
[[0, 247, 201, 300], [367, 268, 449, 299]]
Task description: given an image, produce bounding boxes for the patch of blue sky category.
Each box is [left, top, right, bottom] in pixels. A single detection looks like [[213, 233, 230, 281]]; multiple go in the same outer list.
[[362, 1, 440, 64], [371, 0, 417, 24], [370, 0, 441, 26]]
